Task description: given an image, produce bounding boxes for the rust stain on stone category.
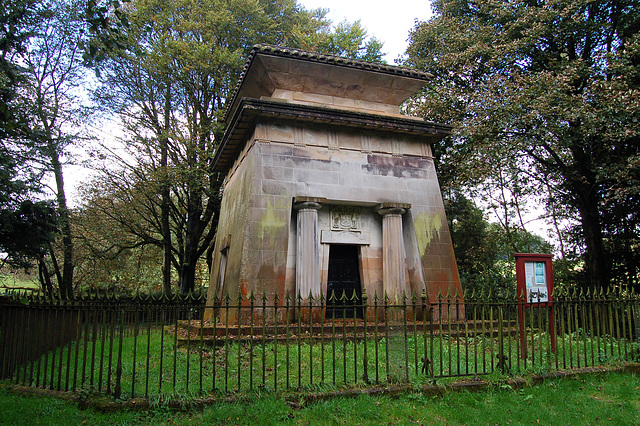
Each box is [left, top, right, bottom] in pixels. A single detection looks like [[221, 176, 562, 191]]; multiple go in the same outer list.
[[240, 280, 249, 299]]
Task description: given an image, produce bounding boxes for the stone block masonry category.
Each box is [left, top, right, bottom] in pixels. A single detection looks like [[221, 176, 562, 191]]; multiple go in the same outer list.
[[205, 45, 463, 323]]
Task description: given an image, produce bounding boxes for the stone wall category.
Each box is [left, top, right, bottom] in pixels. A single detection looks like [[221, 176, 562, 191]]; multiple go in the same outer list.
[[205, 119, 462, 322]]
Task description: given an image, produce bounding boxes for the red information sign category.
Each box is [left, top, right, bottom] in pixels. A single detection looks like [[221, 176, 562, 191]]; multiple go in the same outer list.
[[514, 253, 556, 357], [515, 253, 554, 306]]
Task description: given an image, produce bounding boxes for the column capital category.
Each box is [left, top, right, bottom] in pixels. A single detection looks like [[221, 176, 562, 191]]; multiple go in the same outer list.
[[375, 202, 411, 217], [294, 196, 326, 211]]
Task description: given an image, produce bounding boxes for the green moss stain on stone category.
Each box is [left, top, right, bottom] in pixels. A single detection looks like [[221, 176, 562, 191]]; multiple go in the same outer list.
[[414, 212, 443, 256], [260, 198, 287, 246]]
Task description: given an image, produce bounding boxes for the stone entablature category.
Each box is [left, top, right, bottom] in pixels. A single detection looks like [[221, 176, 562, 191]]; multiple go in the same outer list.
[[258, 122, 433, 157], [215, 98, 443, 182]]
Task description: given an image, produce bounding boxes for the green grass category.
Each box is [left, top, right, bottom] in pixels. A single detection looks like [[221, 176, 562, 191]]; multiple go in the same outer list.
[[0, 274, 39, 290], [10, 324, 638, 400], [0, 384, 151, 425], [2, 372, 639, 424]]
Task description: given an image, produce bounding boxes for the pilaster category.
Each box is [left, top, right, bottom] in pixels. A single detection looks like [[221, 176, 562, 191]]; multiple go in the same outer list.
[[375, 202, 411, 301], [293, 197, 326, 300]]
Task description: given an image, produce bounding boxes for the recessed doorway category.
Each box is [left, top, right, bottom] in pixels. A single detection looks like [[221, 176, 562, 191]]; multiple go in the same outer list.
[[326, 244, 363, 319]]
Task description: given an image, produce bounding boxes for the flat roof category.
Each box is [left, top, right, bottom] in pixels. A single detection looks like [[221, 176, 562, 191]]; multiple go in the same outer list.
[[223, 45, 433, 123]]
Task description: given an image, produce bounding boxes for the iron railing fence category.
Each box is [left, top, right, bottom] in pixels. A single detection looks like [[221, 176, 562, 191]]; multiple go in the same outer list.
[[1, 288, 638, 400]]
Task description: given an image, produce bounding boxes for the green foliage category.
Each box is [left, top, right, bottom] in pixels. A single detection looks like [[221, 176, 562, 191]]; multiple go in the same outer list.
[[445, 191, 553, 295], [73, 171, 175, 293], [304, 19, 386, 62], [406, 0, 640, 290], [81, 0, 132, 66], [0, 137, 57, 272], [0, 198, 57, 269], [84, 0, 384, 294], [0, 0, 37, 142]]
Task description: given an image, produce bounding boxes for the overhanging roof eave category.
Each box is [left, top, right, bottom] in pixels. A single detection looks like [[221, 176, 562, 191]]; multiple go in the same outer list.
[[212, 98, 451, 174]]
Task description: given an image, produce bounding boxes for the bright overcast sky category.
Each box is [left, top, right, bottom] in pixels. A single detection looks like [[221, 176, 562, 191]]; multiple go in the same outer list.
[[297, 0, 434, 63]]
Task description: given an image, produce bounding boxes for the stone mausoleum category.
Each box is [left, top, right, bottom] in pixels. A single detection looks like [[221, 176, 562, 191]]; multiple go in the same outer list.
[[204, 45, 462, 322]]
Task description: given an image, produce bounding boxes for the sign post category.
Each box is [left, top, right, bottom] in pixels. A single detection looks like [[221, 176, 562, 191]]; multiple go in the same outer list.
[[515, 253, 556, 359]]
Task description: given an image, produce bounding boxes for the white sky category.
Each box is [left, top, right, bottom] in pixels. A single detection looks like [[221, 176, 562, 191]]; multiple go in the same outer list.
[[297, 0, 434, 63]]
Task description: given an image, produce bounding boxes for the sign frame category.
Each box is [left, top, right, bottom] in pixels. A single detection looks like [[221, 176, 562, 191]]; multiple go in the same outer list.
[[515, 253, 554, 307], [514, 253, 556, 357]]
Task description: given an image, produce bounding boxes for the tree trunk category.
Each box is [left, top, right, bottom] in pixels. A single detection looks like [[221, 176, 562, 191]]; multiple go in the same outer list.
[[179, 203, 201, 294], [47, 242, 63, 289], [180, 260, 197, 295], [161, 82, 172, 295], [179, 229, 198, 294], [568, 132, 610, 289], [38, 256, 54, 297], [575, 193, 609, 288], [50, 149, 74, 298]]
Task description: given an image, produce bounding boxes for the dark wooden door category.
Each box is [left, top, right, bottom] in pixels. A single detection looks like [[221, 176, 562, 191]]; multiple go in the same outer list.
[[326, 244, 363, 319]]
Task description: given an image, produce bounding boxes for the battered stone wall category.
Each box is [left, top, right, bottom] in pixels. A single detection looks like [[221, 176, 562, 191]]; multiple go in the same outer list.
[[206, 119, 461, 322]]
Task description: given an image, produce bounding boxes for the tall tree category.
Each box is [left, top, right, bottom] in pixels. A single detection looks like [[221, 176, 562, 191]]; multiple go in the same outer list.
[[303, 19, 385, 62], [406, 0, 640, 289], [17, 0, 89, 297], [91, 0, 384, 293], [1, 0, 59, 292], [445, 191, 553, 296]]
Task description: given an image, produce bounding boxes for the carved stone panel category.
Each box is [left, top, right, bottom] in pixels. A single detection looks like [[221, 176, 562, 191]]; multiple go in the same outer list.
[[331, 206, 360, 231]]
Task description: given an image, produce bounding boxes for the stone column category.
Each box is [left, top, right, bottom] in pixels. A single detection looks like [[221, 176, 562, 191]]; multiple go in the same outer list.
[[293, 197, 326, 300], [375, 202, 411, 302]]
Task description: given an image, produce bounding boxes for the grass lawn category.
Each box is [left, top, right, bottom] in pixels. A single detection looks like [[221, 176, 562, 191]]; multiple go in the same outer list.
[[0, 273, 38, 290], [19, 323, 636, 399], [1, 372, 639, 425]]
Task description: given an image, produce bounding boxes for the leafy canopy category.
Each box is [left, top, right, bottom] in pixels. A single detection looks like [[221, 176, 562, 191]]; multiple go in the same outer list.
[[406, 0, 640, 289], [0, 0, 58, 270], [81, 0, 385, 293]]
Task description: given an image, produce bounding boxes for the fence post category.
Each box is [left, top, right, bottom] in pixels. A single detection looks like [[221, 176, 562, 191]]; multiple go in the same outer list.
[[633, 292, 640, 350], [497, 305, 505, 373], [273, 292, 279, 391], [114, 307, 124, 399], [518, 288, 526, 360], [362, 290, 369, 384]]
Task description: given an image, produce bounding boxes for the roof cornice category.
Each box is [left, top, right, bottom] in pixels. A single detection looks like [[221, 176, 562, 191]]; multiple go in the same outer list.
[[213, 98, 450, 174], [223, 44, 433, 123]]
